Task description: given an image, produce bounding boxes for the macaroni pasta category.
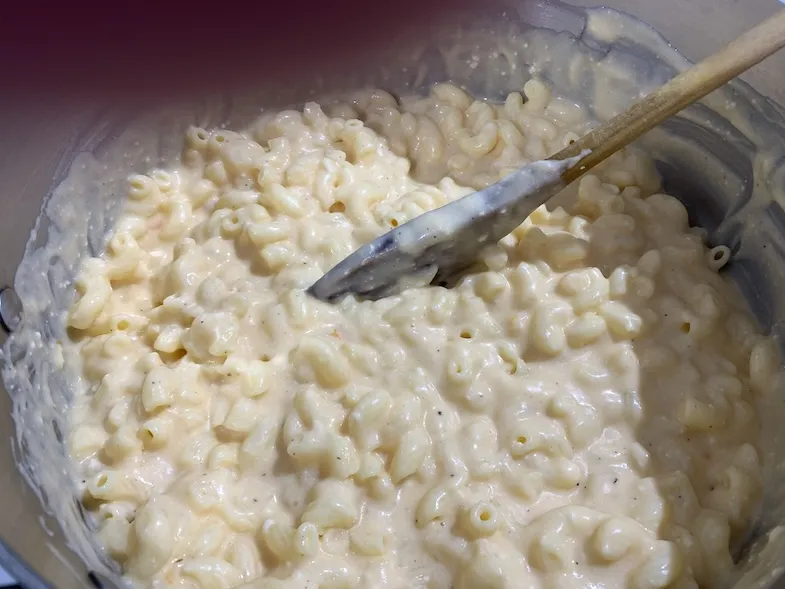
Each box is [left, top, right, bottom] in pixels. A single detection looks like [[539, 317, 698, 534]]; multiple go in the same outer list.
[[66, 82, 770, 589]]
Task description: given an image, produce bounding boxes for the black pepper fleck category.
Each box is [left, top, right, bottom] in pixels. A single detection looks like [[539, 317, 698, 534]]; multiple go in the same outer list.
[[87, 572, 103, 589]]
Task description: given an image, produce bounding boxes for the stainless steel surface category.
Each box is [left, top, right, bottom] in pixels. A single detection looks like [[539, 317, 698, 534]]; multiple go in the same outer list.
[[569, 0, 785, 106], [0, 1, 783, 588], [0, 103, 106, 588], [0, 288, 23, 334]]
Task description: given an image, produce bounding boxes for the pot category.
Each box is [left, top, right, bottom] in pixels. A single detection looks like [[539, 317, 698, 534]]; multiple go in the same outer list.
[[1, 1, 784, 587]]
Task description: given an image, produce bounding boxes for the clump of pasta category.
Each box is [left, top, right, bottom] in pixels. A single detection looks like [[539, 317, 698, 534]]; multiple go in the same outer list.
[[65, 82, 773, 589]]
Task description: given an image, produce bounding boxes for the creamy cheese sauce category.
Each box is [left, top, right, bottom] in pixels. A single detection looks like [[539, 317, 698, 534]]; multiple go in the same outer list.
[[61, 82, 777, 589]]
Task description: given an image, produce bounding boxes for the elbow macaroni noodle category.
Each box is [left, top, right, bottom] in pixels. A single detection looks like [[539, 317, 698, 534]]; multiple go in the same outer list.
[[65, 82, 775, 588]]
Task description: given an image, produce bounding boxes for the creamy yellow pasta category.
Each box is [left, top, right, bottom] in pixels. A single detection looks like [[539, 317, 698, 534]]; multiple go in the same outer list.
[[66, 82, 774, 589]]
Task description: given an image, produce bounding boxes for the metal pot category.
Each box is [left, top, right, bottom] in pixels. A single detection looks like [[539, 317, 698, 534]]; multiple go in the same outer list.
[[1, 1, 784, 587]]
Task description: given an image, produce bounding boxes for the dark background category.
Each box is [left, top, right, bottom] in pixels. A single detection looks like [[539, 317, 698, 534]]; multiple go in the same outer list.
[[0, 0, 459, 100]]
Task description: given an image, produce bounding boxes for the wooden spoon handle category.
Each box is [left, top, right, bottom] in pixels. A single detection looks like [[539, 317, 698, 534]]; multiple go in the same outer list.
[[552, 8, 785, 185]]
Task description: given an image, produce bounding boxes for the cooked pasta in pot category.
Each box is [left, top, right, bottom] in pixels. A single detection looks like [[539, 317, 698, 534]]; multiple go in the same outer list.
[[65, 82, 775, 589]]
